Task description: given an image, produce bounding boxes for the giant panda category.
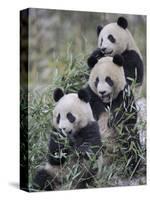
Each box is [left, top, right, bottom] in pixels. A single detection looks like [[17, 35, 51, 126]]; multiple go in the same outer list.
[[32, 88, 102, 191], [87, 17, 144, 94], [85, 54, 142, 170], [86, 54, 137, 137]]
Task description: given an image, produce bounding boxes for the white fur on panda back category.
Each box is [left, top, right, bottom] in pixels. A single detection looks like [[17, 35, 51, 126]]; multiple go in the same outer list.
[[126, 29, 142, 59]]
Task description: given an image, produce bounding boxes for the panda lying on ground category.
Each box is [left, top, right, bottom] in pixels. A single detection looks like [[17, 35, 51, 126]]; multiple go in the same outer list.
[[33, 88, 102, 191], [87, 17, 144, 91]]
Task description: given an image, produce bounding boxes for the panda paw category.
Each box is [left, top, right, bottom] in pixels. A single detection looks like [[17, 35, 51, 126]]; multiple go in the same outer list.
[[87, 55, 98, 69], [32, 168, 53, 191], [78, 143, 90, 151], [78, 143, 93, 158], [87, 48, 104, 69]]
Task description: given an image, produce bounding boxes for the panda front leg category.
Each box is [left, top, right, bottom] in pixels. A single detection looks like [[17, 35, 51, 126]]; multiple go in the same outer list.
[[121, 50, 144, 88], [32, 132, 68, 191], [87, 48, 104, 69]]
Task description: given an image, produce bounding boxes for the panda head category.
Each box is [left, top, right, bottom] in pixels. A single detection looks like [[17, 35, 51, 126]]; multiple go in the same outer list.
[[89, 54, 126, 103], [53, 88, 94, 135], [97, 17, 128, 56]]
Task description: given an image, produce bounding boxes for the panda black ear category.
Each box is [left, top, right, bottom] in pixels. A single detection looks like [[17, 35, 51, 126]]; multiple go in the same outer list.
[[78, 89, 89, 103], [97, 25, 103, 37], [53, 88, 64, 102], [117, 17, 128, 29], [113, 54, 124, 66]]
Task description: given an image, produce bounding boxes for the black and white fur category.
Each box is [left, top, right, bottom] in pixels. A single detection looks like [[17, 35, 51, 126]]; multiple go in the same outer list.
[[33, 89, 102, 191], [85, 55, 137, 140], [87, 17, 144, 89]]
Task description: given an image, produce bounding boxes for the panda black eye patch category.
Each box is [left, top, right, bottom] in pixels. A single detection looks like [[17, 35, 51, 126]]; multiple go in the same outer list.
[[105, 76, 114, 87], [56, 113, 60, 124], [95, 77, 99, 88], [67, 112, 76, 123], [108, 34, 116, 43]]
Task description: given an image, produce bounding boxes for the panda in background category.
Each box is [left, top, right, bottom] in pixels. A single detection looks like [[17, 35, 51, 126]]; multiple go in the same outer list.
[[87, 17, 144, 94], [86, 54, 138, 141], [33, 88, 102, 191]]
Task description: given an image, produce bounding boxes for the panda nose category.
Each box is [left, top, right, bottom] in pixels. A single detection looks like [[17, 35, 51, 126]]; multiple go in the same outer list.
[[101, 48, 106, 53], [99, 91, 106, 95]]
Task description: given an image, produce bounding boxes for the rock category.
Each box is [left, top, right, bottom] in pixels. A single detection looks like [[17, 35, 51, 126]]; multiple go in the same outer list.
[[136, 97, 146, 147]]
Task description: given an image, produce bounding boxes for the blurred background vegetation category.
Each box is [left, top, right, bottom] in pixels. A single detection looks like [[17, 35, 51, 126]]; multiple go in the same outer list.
[[20, 8, 146, 190]]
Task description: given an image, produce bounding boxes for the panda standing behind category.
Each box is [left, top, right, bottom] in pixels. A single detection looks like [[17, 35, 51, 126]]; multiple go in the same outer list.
[[33, 88, 102, 191], [87, 17, 144, 96]]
